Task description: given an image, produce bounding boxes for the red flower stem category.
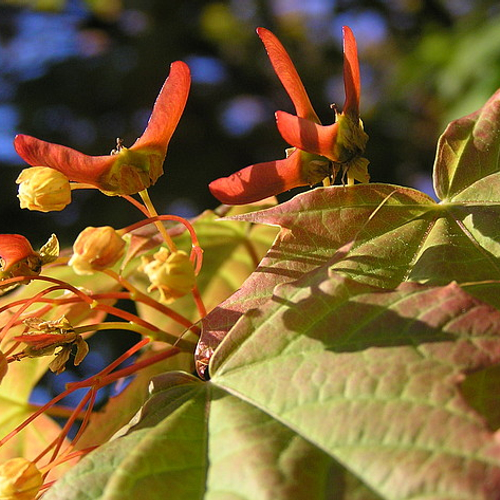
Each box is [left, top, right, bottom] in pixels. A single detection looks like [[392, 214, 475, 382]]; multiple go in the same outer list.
[[64, 386, 98, 451], [119, 214, 204, 273], [130, 292, 201, 335], [0, 287, 200, 339], [121, 214, 201, 245], [28, 402, 85, 420], [121, 214, 201, 246], [1, 338, 152, 449], [0, 299, 53, 317], [32, 276, 94, 305], [51, 386, 98, 462], [191, 284, 207, 318], [34, 390, 93, 464], [0, 383, 80, 447], [66, 337, 151, 392], [102, 270, 201, 336], [92, 303, 162, 332], [0, 342, 180, 458], [92, 346, 181, 388], [73, 322, 195, 351], [0, 285, 63, 341], [39, 289, 201, 337], [121, 194, 150, 217]]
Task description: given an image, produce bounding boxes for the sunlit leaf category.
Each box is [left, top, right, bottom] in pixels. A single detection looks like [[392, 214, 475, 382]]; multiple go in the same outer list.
[[211, 273, 500, 499], [75, 350, 194, 450], [204, 93, 500, 346], [433, 88, 500, 200], [45, 372, 342, 500]]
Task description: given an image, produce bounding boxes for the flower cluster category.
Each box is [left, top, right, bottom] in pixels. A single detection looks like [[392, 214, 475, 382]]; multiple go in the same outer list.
[[209, 26, 369, 205], [0, 26, 369, 498]]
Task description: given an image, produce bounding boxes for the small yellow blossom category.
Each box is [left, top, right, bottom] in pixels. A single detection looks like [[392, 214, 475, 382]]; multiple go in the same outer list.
[[140, 248, 195, 304], [0, 458, 43, 500], [69, 226, 125, 275], [16, 167, 71, 212]]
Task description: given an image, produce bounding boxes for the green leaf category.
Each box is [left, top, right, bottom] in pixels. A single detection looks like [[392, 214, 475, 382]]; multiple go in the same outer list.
[[45, 372, 339, 500], [433, 89, 500, 200], [211, 271, 500, 499], [460, 364, 500, 431], [44, 274, 500, 499]]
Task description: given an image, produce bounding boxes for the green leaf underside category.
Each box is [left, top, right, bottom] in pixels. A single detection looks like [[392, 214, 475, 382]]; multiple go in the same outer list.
[[45, 372, 346, 500], [211, 272, 500, 500], [433, 88, 500, 201]]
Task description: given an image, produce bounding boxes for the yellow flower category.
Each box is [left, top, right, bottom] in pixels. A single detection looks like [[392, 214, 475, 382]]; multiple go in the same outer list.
[[140, 248, 195, 304], [0, 458, 43, 500], [16, 167, 71, 212], [69, 226, 125, 275]]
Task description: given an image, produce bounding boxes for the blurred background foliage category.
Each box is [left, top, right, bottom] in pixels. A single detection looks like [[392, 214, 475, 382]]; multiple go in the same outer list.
[[0, 0, 500, 247]]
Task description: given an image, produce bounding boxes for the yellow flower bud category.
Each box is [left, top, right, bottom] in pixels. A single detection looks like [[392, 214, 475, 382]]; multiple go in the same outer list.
[[69, 226, 125, 275], [16, 167, 71, 212], [140, 248, 195, 304], [0, 458, 43, 500]]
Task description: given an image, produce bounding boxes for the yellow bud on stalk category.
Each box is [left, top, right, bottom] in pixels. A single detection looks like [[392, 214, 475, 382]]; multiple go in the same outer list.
[[69, 226, 125, 275], [16, 167, 71, 212], [140, 248, 195, 304], [0, 458, 43, 500]]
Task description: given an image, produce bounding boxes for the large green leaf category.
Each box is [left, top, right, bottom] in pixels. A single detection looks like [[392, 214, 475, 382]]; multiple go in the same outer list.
[[211, 272, 500, 499], [201, 89, 500, 354], [43, 274, 500, 499], [45, 372, 342, 500]]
